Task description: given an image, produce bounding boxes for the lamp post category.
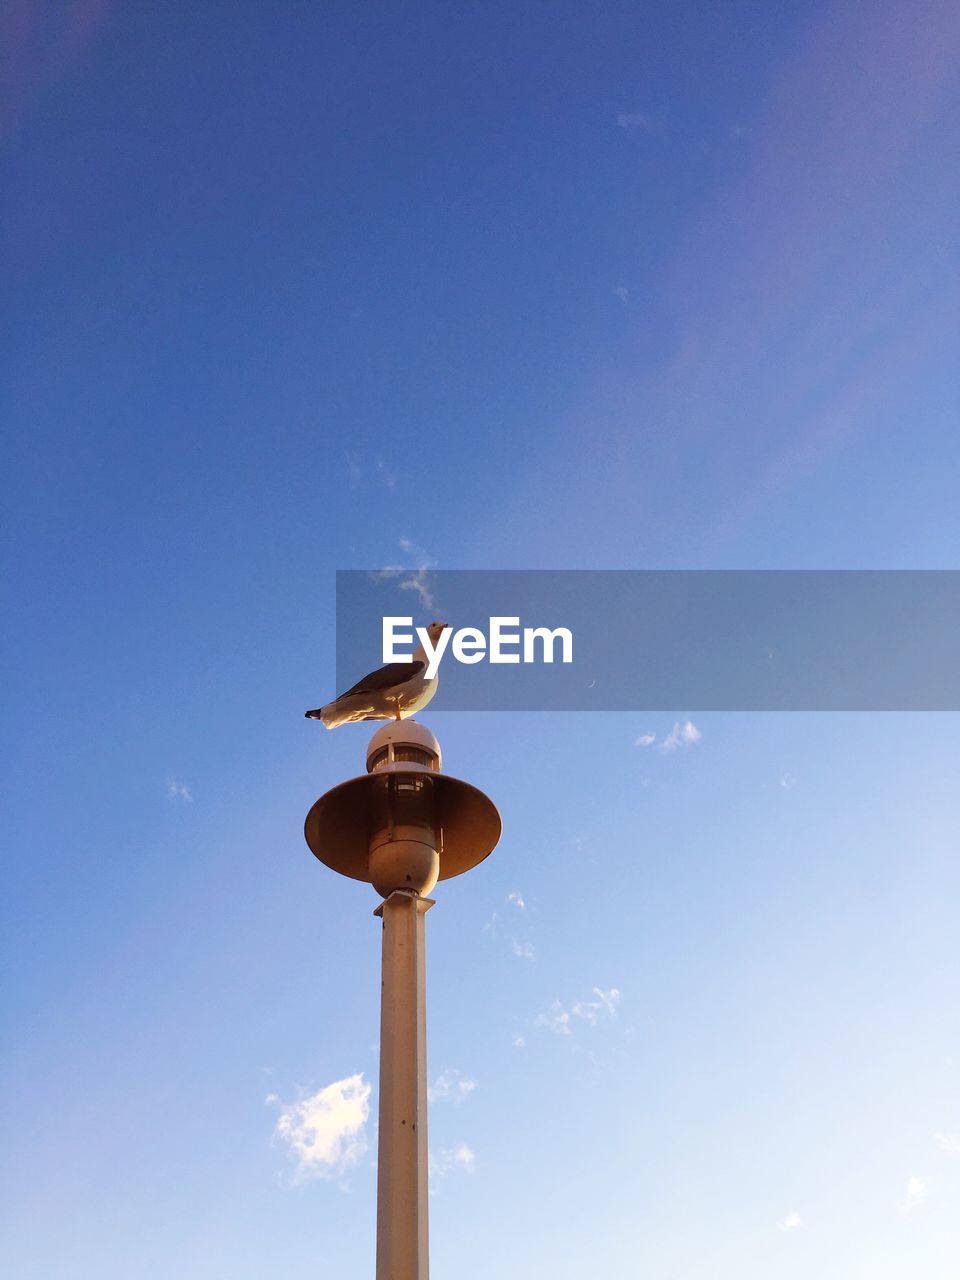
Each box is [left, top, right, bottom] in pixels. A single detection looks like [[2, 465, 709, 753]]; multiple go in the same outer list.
[[305, 721, 501, 1279]]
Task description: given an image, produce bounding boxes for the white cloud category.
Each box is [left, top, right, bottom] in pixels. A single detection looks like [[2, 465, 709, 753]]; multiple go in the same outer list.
[[428, 1069, 477, 1104], [166, 777, 192, 801], [398, 567, 436, 611], [272, 1073, 371, 1182], [635, 732, 656, 747], [430, 1143, 475, 1178], [396, 538, 438, 610], [512, 1033, 526, 1049], [370, 542, 439, 611], [344, 450, 363, 487], [510, 938, 536, 961], [535, 1000, 572, 1036], [779, 770, 797, 790], [343, 450, 397, 491], [572, 987, 621, 1025], [617, 111, 654, 131], [375, 455, 397, 491], [778, 1211, 801, 1232], [613, 285, 629, 303], [898, 1175, 928, 1214], [536, 987, 621, 1036], [484, 890, 529, 941], [661, 720, 701, 752], [935, 1132, 960, 1159]]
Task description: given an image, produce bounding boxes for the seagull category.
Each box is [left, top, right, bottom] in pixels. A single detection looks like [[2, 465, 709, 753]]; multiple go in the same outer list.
[[305, 621, 450, 729]]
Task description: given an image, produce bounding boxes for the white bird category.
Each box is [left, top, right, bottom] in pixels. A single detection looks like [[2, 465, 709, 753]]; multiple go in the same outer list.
[[306, 621, 450, 729]]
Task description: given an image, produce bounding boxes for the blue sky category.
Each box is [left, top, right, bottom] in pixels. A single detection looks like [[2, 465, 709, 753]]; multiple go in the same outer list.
[[2, 1, 959, 1276]]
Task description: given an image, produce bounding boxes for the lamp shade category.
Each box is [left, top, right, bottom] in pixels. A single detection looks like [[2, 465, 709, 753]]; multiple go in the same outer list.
[[305, 769, 501, 885]]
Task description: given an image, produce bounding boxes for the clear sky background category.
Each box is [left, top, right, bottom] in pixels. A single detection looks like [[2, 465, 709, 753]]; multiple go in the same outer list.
[[2, 2, 959, 1277]]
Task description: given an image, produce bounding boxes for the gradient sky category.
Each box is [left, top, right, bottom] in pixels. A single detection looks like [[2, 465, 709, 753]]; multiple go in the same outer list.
[[2, 2, 959, 1277]]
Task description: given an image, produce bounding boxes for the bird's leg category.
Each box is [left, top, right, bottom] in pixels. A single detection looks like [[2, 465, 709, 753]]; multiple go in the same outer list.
[[394, 702, 402, 722]]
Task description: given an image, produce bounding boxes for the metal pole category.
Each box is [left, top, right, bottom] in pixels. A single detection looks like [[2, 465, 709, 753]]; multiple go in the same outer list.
[[374, 888, 434, 1279]]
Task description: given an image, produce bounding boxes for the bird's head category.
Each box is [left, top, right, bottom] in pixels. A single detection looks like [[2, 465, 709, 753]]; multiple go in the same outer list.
[[426, 620, 451, 645]]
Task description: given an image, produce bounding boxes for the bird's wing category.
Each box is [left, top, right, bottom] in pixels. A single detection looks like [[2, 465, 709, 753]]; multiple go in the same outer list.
[[339, 661, 426, 698]]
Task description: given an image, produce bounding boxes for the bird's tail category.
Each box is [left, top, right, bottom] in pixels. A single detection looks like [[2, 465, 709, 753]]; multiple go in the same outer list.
[[304, 701, 367, 730]]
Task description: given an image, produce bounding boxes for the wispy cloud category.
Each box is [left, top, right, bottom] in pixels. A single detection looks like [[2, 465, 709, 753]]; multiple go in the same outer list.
[[898, 1175, 928, 1214], [483, 889, 530, 947], [375, 455, 397, 491], [779, 770, 797, 790], [572, 987, 621, 1025], [394, 538, 439, 610], [778, 1211, 802, 1232], [271, 1073, 371, 1183], [370, 537, 439, 613], [512, 1033, 526, 1049], [428, 1069, 477, 1105], [166, 777, 192, 802], [661, 720, 701, 752], [344, 450, 363, 487], [484, 890, 537, 960], [399, 567, 436, 611], [616, 111, 655, 132], [535, 1000, 572, 1036], [935, 1132, 960, 1159], [430, 1143, 475, 1178], [613, 285, 629, 303], [635, 723, 702, 752], [342, 450, 398, 492], [535, 987, 621, 1036]]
